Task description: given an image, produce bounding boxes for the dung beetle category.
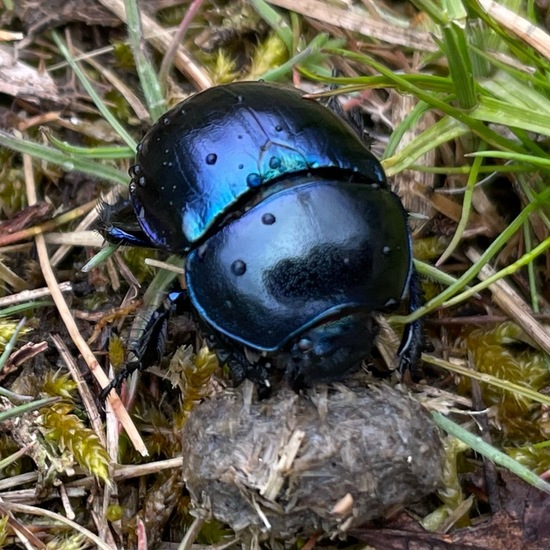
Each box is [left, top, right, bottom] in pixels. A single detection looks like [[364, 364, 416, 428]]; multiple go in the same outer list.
[[98, 81, 422, 398]]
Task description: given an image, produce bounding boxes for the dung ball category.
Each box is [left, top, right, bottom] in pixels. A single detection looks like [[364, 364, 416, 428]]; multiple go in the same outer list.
[[181, 382, 444, 540]]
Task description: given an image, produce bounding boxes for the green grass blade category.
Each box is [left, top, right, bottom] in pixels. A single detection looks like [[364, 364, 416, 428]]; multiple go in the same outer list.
[[441, 21, 477, 109], [44, 131, 134, 159], [50, 31, 137, 149], [433, 412, 550, 494], [393, 183, 550, 323], [472, 96, 550, 137], [0, 130, 128, 185], [437, 150, 484, 265], [327, 48, 525, 154], [250, 0, 293, 53], [124, 0, 166, 120], [383, 116, 470, 176]]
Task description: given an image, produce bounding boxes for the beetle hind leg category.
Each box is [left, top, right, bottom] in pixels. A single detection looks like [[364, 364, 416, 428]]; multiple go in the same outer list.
[[397, 267, 424, 378]]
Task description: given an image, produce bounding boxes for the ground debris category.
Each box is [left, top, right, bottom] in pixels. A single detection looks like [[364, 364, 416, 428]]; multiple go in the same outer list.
[[0, 48, 66, 107], [12, 0, 120, 38], [351, 470, 550, 550]]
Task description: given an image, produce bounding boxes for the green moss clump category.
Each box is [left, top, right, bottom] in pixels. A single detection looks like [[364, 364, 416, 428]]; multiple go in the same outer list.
[[465, 322, 550, 443], [42, 403, 110, 482]]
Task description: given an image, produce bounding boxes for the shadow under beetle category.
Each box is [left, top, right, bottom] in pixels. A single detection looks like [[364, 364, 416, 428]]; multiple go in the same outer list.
[[98, 81, 423, 399]]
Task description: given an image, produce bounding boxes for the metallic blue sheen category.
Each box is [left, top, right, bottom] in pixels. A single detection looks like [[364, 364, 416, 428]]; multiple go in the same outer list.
[[186, 178, 411, 350], [129, 81, 386, 251]]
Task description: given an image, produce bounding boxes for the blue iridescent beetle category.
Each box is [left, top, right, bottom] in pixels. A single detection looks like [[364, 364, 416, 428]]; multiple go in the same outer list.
[[99, 81, 422, 398]]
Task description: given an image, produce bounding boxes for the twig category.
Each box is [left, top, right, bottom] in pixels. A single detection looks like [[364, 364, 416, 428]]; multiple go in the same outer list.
[[21, 150, 147, 456], [0, 283, 71, 307], [266, 0, 438, 52], [158, 0, 206, 88], [97, 0, 212, 91], [50, 335, 106, 448], [0, 200, 97, 247], [0, 500, 114, 550], [465, 248, 550, 356]]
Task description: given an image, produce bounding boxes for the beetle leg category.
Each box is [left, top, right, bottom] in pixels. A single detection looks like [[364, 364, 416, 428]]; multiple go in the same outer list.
[[201, 329, 272, 398], [325, 89, 371, 147], [100, 290, 189, 400], [397, 267, 424, 376], [229, 350, 271, 398]]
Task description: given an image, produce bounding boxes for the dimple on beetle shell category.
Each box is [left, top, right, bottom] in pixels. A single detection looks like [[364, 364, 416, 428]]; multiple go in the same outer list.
[[129, 81, 386, 251]]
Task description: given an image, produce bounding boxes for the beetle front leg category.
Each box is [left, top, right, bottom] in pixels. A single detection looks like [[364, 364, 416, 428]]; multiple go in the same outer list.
[[228, 350, 271, 398], [202, 329, 272, 398], [397, 267, 424, 377], [97, 196, 159, 247]]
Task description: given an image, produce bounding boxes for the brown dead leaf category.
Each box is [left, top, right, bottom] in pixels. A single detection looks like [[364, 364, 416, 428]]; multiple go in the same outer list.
[[0, 341, 49, 381], [0, 48, 66, 106], [13, 0, 120, 38], [351, 470, 550, 550], [0, 202, 52, 233]]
